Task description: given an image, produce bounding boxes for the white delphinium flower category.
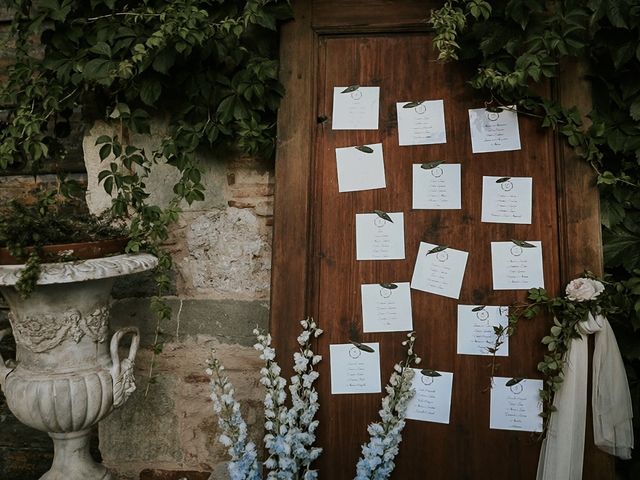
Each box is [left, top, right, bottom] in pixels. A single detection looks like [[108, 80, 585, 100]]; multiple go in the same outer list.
[[284, 318, 323, 479], [254, 328, 291, 480], [207, 358, 261, 480], [354, 332, 419, 480], [257, 318, 323, 480], [208, 320, 324, 480]]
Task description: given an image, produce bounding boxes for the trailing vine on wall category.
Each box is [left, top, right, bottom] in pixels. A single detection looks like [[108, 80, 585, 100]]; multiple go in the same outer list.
[[0, 0, 291, 388], [429, 0, 640, 474]]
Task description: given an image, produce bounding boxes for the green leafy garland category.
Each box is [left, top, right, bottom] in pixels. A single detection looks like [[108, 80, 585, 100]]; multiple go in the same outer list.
[[494, 276, 621, 429], [0, 0, 291, 388], [429, 1, 640, 463]]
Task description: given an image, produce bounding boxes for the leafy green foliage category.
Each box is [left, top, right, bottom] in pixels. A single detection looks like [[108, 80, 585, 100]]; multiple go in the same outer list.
[[0, 0, 290, 390], [1, 0, 289, 169], [0, 186, 127, 296]]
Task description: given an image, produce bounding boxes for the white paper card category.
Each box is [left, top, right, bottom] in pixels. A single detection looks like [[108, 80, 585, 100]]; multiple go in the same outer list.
[[412, 163, 461, 210], [332, 86, 380, 130], [361, 282, 413, 333], [491, 241, 544, 290], [457, 305, 509, 356], [411, 242, 468, 299], [336, 143, 386, 192], [330, 343, 382, 394], [396, 100, 447, 146], [468, 106, 521, 153], [481, 176, 532, 224], [406, 369, 454, 424], [356, 213, 405, 260], [490, 377, 543, 432]]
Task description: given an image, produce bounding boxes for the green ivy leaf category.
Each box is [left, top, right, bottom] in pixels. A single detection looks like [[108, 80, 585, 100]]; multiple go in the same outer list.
[[103, 176, 114, 195], [95, 135, 112, 146], [83, 58, 112, 81], [140, 78, 163, 106], [99, 143, 112, 161], [89, 41, 112, 58], [152, 49, 177, 74]]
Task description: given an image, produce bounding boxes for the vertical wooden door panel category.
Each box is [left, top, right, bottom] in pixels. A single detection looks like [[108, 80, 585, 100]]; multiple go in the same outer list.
[[273, 2, 613, 478], [312, 34, 559, 480]]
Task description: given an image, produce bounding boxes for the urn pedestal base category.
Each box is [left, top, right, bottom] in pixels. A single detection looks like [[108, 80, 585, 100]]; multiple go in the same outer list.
[[42, 430, 113, 480]]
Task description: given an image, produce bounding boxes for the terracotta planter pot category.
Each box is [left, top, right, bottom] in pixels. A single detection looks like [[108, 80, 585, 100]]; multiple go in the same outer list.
[[0, 237, 129, 265], [0, 253, 157, 480]]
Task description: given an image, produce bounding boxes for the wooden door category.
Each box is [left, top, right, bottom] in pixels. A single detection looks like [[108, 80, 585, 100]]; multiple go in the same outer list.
[[271, 2, 612, 479]]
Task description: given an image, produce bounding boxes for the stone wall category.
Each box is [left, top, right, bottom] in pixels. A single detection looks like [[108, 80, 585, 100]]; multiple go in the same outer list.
[[0, 123, 275, 479], [87, 126, 276, 480]]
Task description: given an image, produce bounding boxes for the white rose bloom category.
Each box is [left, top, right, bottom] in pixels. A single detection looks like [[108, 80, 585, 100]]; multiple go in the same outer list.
[[565, 278, 605, 302]]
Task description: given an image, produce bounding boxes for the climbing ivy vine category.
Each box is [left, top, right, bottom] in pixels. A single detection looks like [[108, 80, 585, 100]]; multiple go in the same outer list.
[[0, 0, 291, 387], [429, 1, 640, 475]]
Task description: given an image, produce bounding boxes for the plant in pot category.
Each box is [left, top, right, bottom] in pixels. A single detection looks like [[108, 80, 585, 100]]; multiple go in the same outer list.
[[0, 1, 290, 479]]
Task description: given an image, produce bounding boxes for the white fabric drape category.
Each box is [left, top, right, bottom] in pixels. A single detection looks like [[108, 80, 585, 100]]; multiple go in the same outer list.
[[536, 314, 634, 480]]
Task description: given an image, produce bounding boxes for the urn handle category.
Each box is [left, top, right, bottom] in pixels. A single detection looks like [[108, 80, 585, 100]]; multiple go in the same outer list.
[[109, 327, 140, 408], [0, 328, 14, 389]]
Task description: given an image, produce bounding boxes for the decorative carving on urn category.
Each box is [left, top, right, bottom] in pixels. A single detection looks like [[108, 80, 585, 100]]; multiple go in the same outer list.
[[8, 306, 110, 353]]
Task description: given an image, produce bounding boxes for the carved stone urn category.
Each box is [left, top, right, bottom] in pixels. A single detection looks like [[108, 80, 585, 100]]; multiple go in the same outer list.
[[0, 253, 157, 480]]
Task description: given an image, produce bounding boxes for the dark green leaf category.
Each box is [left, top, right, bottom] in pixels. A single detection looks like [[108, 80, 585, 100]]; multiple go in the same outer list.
[[496, 177, 511, 183], [152, 49, 177, 74], [350, 341, 375, 353], [506, 377, 523, 387], [380, 283, 398, 290], [103, 177, 114, 195], [403, 101, 424, 108], [95, 135, 111, 145], [421, 160, 445, 170], [83, 58, 111, 81], [140, 78, 162, 106], [99, 143, 111, 161], [427, 245, 448, 255], [472, 305, 486, 312], [355, 145, 374, 154], [511, 240, 536, 248], [374, 210, 393, 223], [341, 85, 360, 93], [421, 369, 442, 377], [89, 42, 112, 58]]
